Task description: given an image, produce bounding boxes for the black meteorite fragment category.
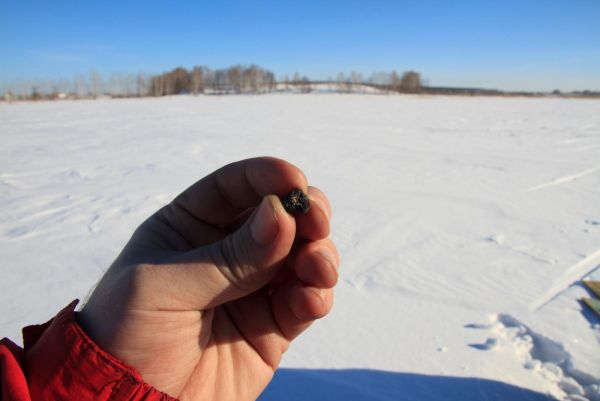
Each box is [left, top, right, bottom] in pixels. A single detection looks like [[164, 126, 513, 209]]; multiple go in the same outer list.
[[282, 189, 310, 215]]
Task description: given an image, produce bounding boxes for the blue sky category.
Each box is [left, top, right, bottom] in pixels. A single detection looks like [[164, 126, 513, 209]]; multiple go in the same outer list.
[[1, 0, 599, 91]]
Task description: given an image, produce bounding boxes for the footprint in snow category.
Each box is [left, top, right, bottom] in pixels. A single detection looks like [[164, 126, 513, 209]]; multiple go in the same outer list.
[[468, 338, 499, 351]]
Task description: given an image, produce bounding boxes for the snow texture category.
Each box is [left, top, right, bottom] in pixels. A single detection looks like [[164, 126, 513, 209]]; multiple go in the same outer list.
[[1, 95, 599, 400]]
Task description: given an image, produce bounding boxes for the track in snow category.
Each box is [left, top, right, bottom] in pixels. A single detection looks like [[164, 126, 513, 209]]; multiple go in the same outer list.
[[528, 167, 599, 192], [529, 247, 600, 311]]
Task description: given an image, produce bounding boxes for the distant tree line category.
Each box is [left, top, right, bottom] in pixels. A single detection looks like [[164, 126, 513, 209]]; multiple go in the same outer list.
[[8, 65, 593, 101], [283, 70, 422, 94], [1, 64, 427, 101], [1, 71, 152, 101], [0, 65, 278, 101], [146, 68, 422, 96], [148, 65, 276, 96], [1, 67, 394, 101]]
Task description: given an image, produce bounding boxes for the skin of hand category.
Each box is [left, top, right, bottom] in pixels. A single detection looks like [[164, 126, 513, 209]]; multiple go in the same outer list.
[[78, 157, 339, 401]]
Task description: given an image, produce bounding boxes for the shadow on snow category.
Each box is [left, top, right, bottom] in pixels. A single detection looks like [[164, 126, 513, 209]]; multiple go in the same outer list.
[[259, 368, 557, 401]]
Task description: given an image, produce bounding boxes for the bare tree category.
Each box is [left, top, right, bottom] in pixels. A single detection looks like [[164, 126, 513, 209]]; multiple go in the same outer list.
[[90, 70, 103, 98], [137, 73, 148, 97], [283, 75, 289, 91], [149, 74, 163, 96], [227, 66, 242, 93], [108, 73, 122, 97], [163, 71, 175, 95], [291, 73, 301, 92], [263, 70, 276, 92], [337, 72, 350, 93], [123, 73, 137, 96], [399, 71, 421, 93], [30, 86, 41, 101], [390, 70, 400, 92], [214, 69, 228, 93], [244, 65, 259, 93], [350, 71, 363, 93], [299, 76, 311, 93], [173, 68, 191, 94], [203, 68, 215, 92], [191, 66, 204, 95], [74, 74, 87, 98]]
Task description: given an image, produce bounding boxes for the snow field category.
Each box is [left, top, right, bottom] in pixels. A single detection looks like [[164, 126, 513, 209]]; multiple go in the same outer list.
[[1, 94, 599, 400]]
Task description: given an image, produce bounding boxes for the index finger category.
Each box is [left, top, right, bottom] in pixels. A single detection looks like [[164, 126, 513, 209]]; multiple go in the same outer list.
[[173, 156, 308, 226]]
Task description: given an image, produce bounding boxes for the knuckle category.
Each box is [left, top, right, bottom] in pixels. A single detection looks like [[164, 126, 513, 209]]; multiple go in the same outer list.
[[214, 233, 262, 293]]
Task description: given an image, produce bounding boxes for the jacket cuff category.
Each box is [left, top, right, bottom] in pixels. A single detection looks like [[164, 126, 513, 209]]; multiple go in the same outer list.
[[23, 300, 177, 401]]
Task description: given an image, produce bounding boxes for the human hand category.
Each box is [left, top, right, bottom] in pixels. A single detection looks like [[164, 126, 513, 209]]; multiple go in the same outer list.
[[78, 157, 338, 401]]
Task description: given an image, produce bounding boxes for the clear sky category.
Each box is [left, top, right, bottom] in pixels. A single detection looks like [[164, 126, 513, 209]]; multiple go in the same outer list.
[[1, 0, 599, 91]]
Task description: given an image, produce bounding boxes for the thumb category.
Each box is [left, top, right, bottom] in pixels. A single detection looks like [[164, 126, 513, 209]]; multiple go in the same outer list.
[[206, 195, 296, 303], [138, 195, 296, 311]]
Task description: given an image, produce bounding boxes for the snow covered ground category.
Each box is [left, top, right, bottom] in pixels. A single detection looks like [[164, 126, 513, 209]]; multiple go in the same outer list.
[[1, 94, 599, 400]]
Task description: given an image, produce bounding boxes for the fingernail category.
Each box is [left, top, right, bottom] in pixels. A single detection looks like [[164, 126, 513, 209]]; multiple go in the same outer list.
[[250, 197, 279, 246], [309, 287, 326, 302], [309, 194, 331, 221], [316, 249, 337, 272]]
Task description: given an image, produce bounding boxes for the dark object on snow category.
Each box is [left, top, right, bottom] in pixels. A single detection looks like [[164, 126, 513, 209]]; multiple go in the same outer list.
[[583, 280, 600, 299], [282, 189, 310, 215], [582, 281, 600, 318], [582, 298, 600, 318]]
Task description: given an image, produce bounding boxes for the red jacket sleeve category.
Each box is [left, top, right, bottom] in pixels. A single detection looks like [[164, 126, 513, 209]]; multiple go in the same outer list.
[[1, 300, 177, 401]]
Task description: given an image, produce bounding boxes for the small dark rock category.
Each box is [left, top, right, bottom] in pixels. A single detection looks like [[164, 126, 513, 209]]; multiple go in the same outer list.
[[282, 189, 310, 215]]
